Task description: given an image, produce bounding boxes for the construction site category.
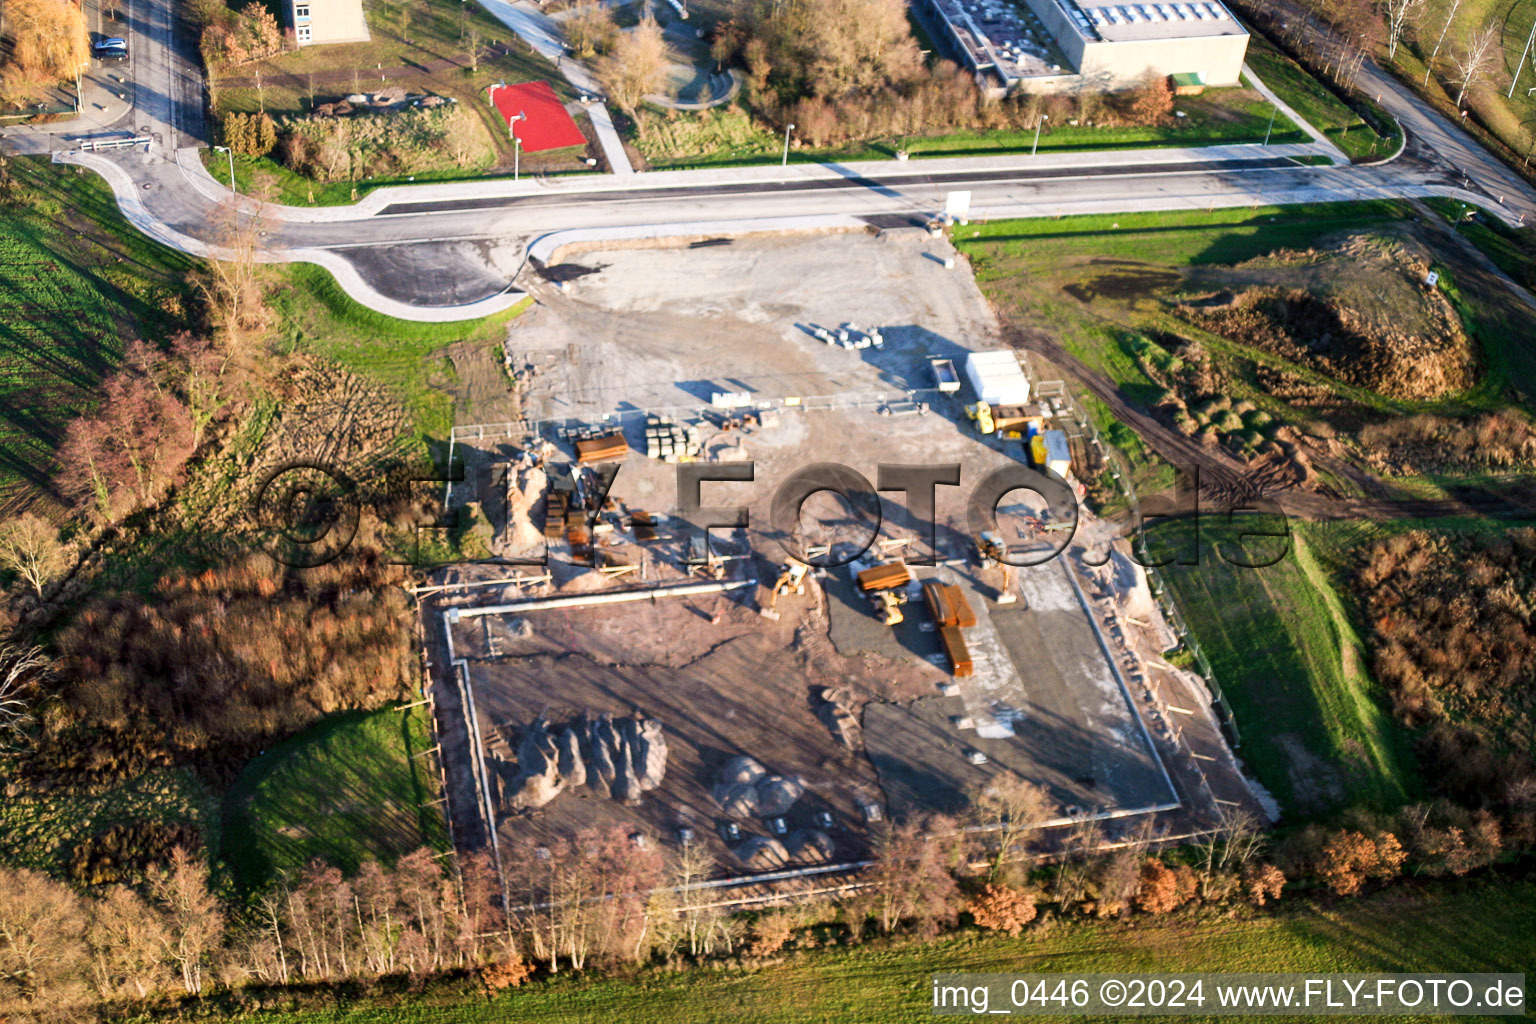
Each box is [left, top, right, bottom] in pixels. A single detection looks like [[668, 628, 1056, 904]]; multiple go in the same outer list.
[[421, 228, 1267, 889]]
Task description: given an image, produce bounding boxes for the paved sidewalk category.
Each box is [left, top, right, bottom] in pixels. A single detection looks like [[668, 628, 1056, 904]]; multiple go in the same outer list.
[[1241, 61, 1350, 165]]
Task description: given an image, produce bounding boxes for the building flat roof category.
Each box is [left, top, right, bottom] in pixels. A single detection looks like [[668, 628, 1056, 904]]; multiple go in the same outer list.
[[1076, 0, 1247, 42]]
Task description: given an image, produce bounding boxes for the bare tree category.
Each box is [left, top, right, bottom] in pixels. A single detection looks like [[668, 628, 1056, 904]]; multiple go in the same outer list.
[[1383, 0, 1427, 61], [971, 773, 1051, 882], [1423, 0, 1464, 86], [196, 197, 273, 345], [149, 848, 224, 995], [1452, 23, 1500, 107], [85, 886, 168, 1002], [0, 866, 90, 1012], [595, 18, 669, 129], [0, 645, 47, 747], [564, 2, 618, 59], [0, 514, 68, 597], [670, 838, 719, 958]]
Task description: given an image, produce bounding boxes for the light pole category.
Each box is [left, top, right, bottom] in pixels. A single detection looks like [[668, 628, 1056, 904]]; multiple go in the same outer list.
[[782, 122, 795, 166], [1032, 114, 1048, 156], [510, 110, 525, 180], [213, 145, 236, 195], [1263, 103, 1276, 146]]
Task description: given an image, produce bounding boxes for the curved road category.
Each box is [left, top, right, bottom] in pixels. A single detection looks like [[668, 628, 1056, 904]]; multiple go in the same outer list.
[[15, 0, 1536, 323]]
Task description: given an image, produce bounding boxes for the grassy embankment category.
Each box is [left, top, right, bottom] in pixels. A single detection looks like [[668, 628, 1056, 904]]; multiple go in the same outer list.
[[200, 878, 1536, 1023], [1243, 35, 1401, 161], [0, 157, 471, 890], [0, 157, 200, 513], [222, 704, 449, 892], [638, 89, 1307, 170]]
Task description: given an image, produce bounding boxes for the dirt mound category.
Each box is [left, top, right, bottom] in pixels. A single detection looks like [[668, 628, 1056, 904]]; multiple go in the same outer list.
[[1180, 239, 1478, 401]]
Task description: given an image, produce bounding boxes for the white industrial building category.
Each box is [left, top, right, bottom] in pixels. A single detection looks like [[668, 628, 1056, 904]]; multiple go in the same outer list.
[[915, 0, 1250, 93], [965, 351, 1032, 407]]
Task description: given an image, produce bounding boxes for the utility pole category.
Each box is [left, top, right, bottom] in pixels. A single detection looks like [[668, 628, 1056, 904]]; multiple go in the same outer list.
[[781, 122, 795, 166], [1264, 103, 1276, 146], [1509, 14, 1536, 98], [1032, 114, 1049, 156]]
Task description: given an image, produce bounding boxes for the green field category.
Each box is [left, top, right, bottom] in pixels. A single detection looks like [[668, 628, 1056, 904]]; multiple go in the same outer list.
[[1148, 521, 1419, 816], [202, 879, 1536, 1023], [0, 158, 200, 512], [267, 264, 529, 442], [221, 704, 449, 893]]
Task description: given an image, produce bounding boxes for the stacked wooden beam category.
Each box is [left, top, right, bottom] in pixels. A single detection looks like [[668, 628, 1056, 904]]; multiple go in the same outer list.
[[857, 561, 911, 592], [939, 626, 973, 678], [922, 582, 976, 628], [544, 492, 568, 540], [575, 431, 628, 465]]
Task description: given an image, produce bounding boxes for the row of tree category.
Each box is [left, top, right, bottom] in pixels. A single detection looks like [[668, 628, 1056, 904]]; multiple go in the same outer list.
[[2, 780, 1530, 1020]]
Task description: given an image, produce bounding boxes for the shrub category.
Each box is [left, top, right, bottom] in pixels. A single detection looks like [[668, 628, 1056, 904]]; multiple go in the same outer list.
[[966, 883, 1037, 935], [219, 111, 277, 157], [279, 106, 492, 182]]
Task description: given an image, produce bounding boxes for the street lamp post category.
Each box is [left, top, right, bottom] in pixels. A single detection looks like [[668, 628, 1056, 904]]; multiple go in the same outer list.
[[782, 122, 795, 166], [1263, 103, 1277, 146], [509, 110, 526, 180], [213, 145, 236, 195], [1032, 114, 1048, 156]]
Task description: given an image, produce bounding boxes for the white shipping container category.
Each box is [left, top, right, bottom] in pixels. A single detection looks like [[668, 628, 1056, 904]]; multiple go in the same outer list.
[[1044, 429, 1071, 477], [964, 351, 1031, 407]]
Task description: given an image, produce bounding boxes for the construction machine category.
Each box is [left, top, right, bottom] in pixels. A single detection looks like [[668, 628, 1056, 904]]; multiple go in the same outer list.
[[976, 531, 1018, 604], [965, 401, 996, 435], [871, 589, 907, 626], [758, 547, 828, 620]]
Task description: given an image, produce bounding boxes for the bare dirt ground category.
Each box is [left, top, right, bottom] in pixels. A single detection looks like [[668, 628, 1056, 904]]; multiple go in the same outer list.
[[427, 229, 1261, 875]]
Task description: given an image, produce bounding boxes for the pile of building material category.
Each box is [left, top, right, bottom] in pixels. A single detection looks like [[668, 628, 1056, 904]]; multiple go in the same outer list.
[[923, 581, 977, 628], [857, 561, 911, 592], [922, 579, 977, 677], [966, 350, 1032, 407], [501, 462, 548, 555], [500, 712, 668, 811], [815, 686, 861, 748], [812, 323, 885, 350], [643, 415, 703, 462], [712, 756, 805, 817], [575, 430, 628, 465]]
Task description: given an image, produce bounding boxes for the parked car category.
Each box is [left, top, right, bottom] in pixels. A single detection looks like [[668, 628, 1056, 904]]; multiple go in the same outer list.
[[93, 37, 129, 62]]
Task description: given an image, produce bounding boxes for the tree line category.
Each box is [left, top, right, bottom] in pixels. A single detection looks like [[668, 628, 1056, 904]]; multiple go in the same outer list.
[[3, 770, 1529, 1020]]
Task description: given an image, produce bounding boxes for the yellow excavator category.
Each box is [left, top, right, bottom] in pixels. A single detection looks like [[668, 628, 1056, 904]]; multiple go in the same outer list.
[[758, 547, 828, 620], [870, 589, 907, 626], [965, 401, 995, 435]]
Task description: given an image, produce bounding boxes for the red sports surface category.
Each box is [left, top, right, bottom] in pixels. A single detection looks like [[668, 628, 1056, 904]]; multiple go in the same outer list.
[[486, 81, 587, 152]]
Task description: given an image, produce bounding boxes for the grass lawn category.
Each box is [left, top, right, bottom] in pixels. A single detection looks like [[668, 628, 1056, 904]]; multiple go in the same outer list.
[[1146, 519, 1418, 817], [266, 264, 530, 444], [637, 87, 1305, 170], [0, 157, 200, 514], [1244, 35, 1397, 161], [209, 878, 1536, 1022], [0, 761, 220, 877], [221, 704, 449, 893], [1424, 196, 1536, 292]]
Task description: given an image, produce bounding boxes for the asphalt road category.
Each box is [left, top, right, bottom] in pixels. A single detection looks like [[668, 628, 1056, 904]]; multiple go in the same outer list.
[[18, 0, 1536, 316]]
